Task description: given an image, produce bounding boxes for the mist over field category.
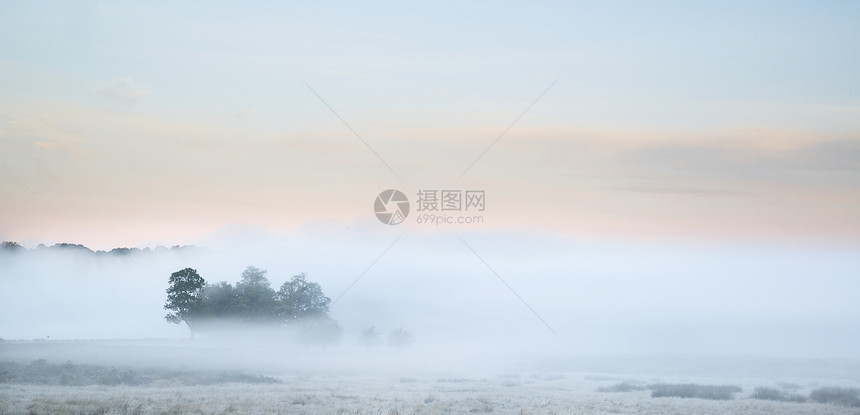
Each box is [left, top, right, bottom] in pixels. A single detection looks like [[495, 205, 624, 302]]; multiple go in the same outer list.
[[3, 0, 860, 413], [4, 230, 860, 414], [3, 227, 859, 359]]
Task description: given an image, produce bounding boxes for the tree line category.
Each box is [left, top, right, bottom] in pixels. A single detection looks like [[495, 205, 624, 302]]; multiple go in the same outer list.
[[1, 241, 196, 256], [164, 267, 342, 345]]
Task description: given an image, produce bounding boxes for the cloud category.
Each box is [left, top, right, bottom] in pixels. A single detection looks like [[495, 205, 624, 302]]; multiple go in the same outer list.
[[612, 130, 860, 187], [1, 98, 859, 242], [794, 139, 860, 172], [609, 186, 747, 197], [234, 107, 257, 119], [97, 78, 150, 105], [3, 114, 88, 158]]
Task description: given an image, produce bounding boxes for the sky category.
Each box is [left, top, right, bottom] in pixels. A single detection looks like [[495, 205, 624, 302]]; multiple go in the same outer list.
[[1, 0, 858, 248]]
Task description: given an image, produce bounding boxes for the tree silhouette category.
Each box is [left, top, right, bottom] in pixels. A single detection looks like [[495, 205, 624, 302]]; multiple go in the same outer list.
[[1, 241, 24, 252], [234, 266, 278, 321], [388, 327, 413, 349], [276, 273, 331, 321], [200, 281, 238, 319], [164, 268, 206, 335], [358, 326, 382, 349], [165, 266, 341, 345]]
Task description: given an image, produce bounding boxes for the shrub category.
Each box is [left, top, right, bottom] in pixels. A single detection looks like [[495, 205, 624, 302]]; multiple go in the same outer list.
[[751, 387, 785, 401], [597, 382, 646, 393], [649, 383, 741, 400], [750, 387, 807, 403], [291, 394, 317, 405], [809, 387, 860, 407], [0, 360, 279, 386]]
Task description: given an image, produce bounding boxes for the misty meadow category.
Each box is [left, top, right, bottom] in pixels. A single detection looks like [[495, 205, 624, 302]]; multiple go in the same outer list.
[[3, 239, 860, 414], [3, 0, 860, 413]]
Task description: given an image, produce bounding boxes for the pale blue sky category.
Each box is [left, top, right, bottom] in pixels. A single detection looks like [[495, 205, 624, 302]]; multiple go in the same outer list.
[[3, 1, 858, 128], [1, 0, 859, 245]]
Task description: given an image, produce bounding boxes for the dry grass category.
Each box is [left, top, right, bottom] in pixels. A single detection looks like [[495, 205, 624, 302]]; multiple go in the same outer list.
[[0, 360, 280, 387], [3, 376, 860, 415]]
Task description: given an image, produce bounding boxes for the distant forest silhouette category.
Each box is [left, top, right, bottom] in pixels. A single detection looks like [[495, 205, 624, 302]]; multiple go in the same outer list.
[[1, 241, 197, 256]]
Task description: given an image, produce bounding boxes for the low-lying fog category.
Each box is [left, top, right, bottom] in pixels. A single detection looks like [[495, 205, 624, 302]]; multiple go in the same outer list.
[[2, 224, 859, 378]]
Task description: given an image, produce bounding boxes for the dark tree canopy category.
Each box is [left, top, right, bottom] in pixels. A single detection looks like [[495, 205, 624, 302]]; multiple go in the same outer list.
[[1, 241, 24, 252], [200, 281, 238, 318], [164, 268, 206, 333], [169, 266, 339, 346], [238, 266, 269, 286], [234, 266, 278, 321], [276, 273, 331, 321]]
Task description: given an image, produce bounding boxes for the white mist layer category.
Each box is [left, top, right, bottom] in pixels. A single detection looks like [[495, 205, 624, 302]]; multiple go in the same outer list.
[[1, 226, 859, 360]]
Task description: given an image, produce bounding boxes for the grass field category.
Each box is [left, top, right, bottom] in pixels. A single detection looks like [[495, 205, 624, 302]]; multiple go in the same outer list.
[[5, 376, 860, 415], [3, 339, 860, 414]]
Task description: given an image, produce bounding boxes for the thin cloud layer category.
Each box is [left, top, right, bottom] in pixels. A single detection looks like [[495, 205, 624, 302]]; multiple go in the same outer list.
[[1, 98, 858, 245], [97, 78, 150, 105]]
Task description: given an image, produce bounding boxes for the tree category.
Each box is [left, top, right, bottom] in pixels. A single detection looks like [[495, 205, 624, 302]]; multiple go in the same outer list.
[[234, 266, 278, 321], [357, 326, 382, 349], [276, 273, 331, 322], [51, 243, 93, 254], [388, 327, 413, 349], [162, 266, 341, 341], [164, 268, 206, 335], [200, 281, 238, 318], [238, 266, 269, 286], [1, 241, 24, 252]]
